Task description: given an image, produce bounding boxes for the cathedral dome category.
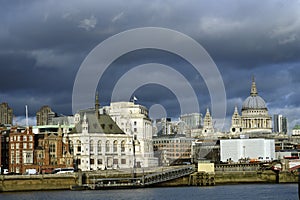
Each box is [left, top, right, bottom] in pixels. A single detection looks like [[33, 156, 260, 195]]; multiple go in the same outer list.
[[242, 95, 267, 110], [242, 77, 268, 110]]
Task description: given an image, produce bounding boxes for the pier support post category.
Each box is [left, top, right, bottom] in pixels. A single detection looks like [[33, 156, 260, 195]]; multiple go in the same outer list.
[[298, 168, 300, 199], [0, 175, 3, 192], [78, 170, 82, 186], [275, 171, 279, 184]]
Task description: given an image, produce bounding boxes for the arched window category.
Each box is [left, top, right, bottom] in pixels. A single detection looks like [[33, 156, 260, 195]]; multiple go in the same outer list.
[[97, 141, 102, 154], [113, 140, 118, 153], [90, 140, 94, 153], [106, 141, 110, 152], [121, 140, 125, 152]]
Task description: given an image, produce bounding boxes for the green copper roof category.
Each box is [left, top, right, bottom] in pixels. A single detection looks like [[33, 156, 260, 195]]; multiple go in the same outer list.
[[293, 124, 300, 130]]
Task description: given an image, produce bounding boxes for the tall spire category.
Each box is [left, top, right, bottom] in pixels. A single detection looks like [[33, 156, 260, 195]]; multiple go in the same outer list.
[[234, 105, 239, 114], [95, 91, 100, 118], [250, 76, 258, 97], [205, 108, 210, 116]]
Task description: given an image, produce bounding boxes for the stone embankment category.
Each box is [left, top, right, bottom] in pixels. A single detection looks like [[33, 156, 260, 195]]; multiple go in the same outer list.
[[0, 174, 78, 192], [0, 166, 298, 192]]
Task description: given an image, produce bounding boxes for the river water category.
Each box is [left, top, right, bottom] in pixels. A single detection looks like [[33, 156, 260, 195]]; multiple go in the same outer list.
[[0, 184, 297, 200]]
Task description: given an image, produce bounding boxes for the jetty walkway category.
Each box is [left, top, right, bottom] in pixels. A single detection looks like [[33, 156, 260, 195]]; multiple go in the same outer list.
[[86, 165, 195, 189]]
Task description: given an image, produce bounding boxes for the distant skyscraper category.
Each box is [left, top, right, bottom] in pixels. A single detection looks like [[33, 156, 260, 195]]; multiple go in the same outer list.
[[36, 105, 56, 126], [273, 114, 288, 134], [180, 113, 202, 129], [282, 117, 287, 134], [0, 102, 13, 125], [155, 118, 172, 136]]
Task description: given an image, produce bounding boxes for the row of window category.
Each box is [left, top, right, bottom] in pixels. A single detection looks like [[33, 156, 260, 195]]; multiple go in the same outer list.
[[74, 140, 126, 153], [155, 144, 191, 147], [165, 153, 191, 157], [244, 110, 266, 114], [10, 143, 33, 150], [153, 140, 192, 144], [156, 148, 191, 152], [10, 152, 33, 164], [78, 158, 127, 165], [10, 135, 33, 142]]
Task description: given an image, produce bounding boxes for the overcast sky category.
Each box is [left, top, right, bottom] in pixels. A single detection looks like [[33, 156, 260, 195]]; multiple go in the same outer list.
[[1, 0, 300, 132]]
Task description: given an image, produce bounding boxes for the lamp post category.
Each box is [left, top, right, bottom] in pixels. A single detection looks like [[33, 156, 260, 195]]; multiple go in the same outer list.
[[132, 135, 136, 178]]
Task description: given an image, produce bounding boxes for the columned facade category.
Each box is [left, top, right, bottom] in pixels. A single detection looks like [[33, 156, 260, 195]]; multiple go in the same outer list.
[[102, 102, 158, 167], [69, 111, 133, 171], [231, 77, 272, 134]]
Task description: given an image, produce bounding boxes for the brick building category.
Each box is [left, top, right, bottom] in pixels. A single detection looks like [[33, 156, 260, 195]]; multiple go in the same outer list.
[[7, 125, 73, 174], [34, 127, 73, 173], [9, 127, 35, 174]]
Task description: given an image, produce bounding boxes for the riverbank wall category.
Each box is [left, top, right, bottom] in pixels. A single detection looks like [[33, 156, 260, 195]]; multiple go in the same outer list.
[[0, 174, 78, 192], [153, 171, 297, 187], [0, 169, 298, 192]]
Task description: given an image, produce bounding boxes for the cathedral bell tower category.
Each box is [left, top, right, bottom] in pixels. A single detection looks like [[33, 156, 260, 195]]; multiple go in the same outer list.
[[230, 106, 242, 134], [202, 108, 214, 134]]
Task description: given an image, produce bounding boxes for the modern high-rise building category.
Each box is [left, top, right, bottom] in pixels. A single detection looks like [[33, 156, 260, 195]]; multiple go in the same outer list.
[[0, 102, 13, 125], [180, 113, 202, 129], [273, 114, 288, 134], [155, 118, 172, 136], [36, 105, 56, 126]]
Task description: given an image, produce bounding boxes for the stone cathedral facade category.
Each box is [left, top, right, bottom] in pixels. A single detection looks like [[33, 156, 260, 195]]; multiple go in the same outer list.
[[230, 78, 272, 134]]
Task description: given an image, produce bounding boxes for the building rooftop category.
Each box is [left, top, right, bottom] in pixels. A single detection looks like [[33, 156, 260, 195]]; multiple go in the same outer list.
[[293, 124, 300, 130], [71, 109, 125, 134], [242, 78, 267, 110]]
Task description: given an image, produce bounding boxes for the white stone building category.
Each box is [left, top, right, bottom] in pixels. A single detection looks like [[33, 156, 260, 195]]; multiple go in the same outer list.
[[68, 107, 134, 171], [230, 77, 272, 134], [220, 138, 275, 162], [292, 125, 300, 136], [102, 102, 158, 168]]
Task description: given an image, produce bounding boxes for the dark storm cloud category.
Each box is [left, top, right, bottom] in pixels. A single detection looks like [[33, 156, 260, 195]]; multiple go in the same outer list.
[[0, 0, 300, 131]]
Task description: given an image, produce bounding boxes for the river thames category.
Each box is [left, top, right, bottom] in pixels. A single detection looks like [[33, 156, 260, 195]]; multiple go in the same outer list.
[[0, 184, 297, 200]]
